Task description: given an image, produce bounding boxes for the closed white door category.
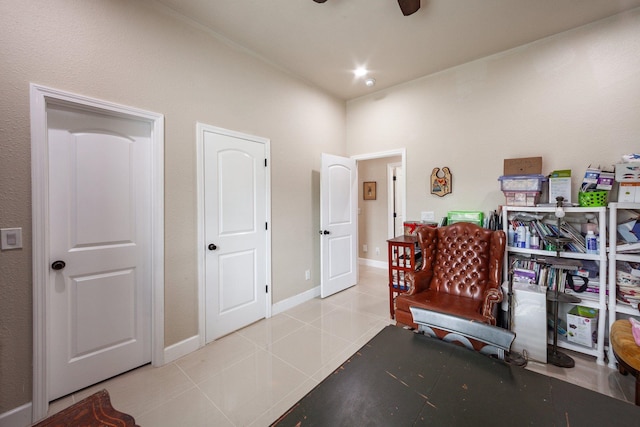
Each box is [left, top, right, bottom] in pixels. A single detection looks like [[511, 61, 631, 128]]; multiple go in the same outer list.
[[320, 153, 357, 298], [203, 127, 268, 342], [47, 104, 152, 400]]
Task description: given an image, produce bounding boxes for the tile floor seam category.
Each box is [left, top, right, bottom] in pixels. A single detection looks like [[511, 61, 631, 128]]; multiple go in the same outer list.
[[131, 384, 199, 420], [192, 381, 237, 427], [247, 378, 320, 427], [265, 346, 319, 380], [199, 343, 264, 384], [238, 313, 308, 348], [174, 361, 200, 388]]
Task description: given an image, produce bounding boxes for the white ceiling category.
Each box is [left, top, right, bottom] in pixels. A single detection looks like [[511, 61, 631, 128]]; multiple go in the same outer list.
[[155, 0, 640, 100]]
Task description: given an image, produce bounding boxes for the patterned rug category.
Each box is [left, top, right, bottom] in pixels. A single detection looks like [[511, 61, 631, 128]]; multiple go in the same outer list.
[[33, 389, 138, 427]]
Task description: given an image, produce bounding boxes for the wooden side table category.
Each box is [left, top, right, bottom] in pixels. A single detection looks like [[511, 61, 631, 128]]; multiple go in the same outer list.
[[387, 235, 420, 319]]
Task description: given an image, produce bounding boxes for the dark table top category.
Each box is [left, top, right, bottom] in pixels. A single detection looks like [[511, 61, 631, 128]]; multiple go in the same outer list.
[[272, 325, 639, 426]]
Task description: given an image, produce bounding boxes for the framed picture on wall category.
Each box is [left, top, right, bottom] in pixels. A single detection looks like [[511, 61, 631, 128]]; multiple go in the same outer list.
[[363, 181, 376, 200]]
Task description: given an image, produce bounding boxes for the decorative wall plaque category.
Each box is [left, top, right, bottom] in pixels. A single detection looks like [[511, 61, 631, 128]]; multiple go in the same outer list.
[[431, 167, 452, 197]]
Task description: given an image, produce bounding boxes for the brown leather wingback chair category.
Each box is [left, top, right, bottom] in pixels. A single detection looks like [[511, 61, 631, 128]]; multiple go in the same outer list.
[[395, 222, 506, 329]]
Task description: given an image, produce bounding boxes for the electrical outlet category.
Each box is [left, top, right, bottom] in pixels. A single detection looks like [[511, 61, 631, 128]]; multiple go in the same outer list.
[[305, 270, 310, 280], [375, 247, 380, 255], [363, 244, 368, 252]]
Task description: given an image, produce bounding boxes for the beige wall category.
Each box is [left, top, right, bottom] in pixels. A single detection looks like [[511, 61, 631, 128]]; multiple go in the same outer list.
[[0, 0, 345, 412], [346, 9, 640, 221], [358, 156, 401, 262]]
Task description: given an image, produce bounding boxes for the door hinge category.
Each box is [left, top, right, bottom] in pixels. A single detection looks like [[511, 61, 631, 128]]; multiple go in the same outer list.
[[265, 222, 268, 230], [393, 212, 397, 218], [264, 158, 268, 167], [393, 176, 397, 181], [265, 284, 268, 293]]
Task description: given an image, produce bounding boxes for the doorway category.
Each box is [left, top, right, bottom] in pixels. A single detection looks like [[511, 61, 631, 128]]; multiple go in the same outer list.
[[353, 149, 406, 268]]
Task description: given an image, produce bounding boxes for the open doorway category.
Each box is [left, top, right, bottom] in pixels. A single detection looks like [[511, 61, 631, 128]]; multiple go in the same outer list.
[[352, 149, 406, 269]]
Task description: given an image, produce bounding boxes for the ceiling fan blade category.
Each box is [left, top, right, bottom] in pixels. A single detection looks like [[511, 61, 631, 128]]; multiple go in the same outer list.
[[398, 0, 420, 16]]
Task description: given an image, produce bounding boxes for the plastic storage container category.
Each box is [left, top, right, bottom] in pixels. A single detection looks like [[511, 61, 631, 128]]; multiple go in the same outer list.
[[498, 174, 546, 191], [498, 175, 547, 207], [447, 211, 483, 227]]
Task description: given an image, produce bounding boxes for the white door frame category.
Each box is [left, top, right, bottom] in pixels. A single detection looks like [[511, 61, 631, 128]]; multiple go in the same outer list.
[[195, 123, 272, 347], [30, 84, 165, 421], [352, 148, 407, 238]]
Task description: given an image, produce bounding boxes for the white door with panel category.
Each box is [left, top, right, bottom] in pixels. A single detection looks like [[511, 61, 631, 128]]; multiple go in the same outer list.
[[203, 127, 268, 342], [320, 153, 358, 298], [47, 104, 152, 400]]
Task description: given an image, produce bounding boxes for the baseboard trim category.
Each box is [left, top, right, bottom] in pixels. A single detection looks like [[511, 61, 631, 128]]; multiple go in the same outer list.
[[163, 334, 200, 364], [271, 286, 320, 316], [0, 401, 32, 427], [358, 258, 387, 269]]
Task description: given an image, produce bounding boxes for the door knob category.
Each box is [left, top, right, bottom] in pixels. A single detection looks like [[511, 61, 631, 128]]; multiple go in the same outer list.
[[51, 260, 66, 270], [318, 230, 330, 235], [208, 243, 218, 251]]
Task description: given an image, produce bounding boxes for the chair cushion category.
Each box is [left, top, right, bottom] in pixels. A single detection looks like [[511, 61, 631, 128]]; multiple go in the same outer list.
[[395, 290, 486, 323], [611, 319, 640, 371]]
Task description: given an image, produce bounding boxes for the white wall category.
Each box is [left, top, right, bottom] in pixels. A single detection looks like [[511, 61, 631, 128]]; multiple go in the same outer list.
[[0, 0, 345, 413], [346, 9, 640, 221]]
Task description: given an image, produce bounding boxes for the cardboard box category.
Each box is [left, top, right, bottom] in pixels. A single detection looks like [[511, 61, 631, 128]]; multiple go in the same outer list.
[[619, 182, 640, 203], [403, 221, 436, 236], [549, 170, 572, 203], [503, 157, 542, 176], [566, 306, 598, 348]]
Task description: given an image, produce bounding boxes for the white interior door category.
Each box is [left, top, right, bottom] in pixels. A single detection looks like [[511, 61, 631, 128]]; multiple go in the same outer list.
[[203, 126, 268, 342], [320, 153, 357, 298], [47, 103, 152, 400]]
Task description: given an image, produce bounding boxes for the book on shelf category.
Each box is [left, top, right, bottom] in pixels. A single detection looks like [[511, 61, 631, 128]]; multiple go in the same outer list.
[[616, 242, 640, 253], [513, 268, 537, 284]]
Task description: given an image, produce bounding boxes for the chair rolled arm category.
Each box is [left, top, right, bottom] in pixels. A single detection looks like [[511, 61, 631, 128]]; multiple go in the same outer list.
[[405, 269, 433, 296], [480, 286, 503, 325]]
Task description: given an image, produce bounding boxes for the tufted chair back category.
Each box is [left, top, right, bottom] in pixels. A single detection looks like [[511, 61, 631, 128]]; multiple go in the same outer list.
[[416, 222, 505, 300]]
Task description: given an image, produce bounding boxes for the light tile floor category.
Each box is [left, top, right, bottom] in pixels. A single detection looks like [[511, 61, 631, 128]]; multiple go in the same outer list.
[[48, 265, 636, 426]]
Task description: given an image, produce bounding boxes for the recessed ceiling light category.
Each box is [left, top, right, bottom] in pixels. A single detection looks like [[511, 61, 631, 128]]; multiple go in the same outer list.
[[354, 67, 368, 78], [365, 78, 376, 87]]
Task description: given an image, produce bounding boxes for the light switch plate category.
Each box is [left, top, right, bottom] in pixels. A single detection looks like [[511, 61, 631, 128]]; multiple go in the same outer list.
[[1, 228, 23, 250]]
